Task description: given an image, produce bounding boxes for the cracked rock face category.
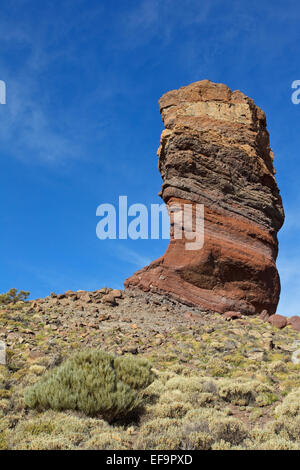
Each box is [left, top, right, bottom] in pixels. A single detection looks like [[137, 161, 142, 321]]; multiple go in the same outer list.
[[124, 80, 284, 315]]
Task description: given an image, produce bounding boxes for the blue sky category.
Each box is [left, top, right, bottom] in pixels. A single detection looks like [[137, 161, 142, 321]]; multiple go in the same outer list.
[[0, 0, 299, 315]]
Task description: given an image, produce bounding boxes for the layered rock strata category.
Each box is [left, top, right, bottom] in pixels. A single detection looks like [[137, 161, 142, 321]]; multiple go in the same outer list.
[[125, 80, 284, 314]]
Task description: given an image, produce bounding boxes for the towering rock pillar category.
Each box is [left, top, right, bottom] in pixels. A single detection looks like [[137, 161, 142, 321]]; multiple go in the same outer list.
[[125, 80, 284, 315]]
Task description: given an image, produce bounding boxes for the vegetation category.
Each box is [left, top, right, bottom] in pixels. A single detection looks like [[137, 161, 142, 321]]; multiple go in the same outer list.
[[0, 288, 30, 305], [24, 350, 154, 422], [1, 290, 300, 450]]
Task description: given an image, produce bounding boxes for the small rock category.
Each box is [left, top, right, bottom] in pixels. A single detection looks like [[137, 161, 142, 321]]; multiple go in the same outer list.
[[81, 293, 92, 303], [98, 314, 110, 321], [123, 346, 138, 354], [268, 314, 287, 329], [287, 316, 300, 332], [260, 339, 275, 351], [224, 311, 242, 321], [291, 349, 300, 365], [90, 307, 99, 314], [110, 289, 122, 298], [99, 288, 108, 294], [259, 309, 270, 322], [101, 293, 117, 306], [247, 350, 266, 361], [185, 311, 201, 322], [203, 326, 215, 334]]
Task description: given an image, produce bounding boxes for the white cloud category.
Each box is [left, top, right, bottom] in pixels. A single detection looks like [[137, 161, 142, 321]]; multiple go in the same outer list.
[[113, 244, 151, 268]]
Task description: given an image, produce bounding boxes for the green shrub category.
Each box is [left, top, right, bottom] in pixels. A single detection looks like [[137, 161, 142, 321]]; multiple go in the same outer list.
[[24, 350, 154, 422], [114, 356, 154, 390], [165, 376, 217, 394], [209, 416, 247, 445], [250, 437, 300, 450], [275, 389, 300, 418], [152, 401, 192, 419], [218, 380, 274, 406], [136, 418, 182, 450], [0, 288, 30, 305], [183, 408, 247, 446]]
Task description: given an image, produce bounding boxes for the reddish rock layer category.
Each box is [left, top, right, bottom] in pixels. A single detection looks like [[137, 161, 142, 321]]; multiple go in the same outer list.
[[125, 80, 284, 314]]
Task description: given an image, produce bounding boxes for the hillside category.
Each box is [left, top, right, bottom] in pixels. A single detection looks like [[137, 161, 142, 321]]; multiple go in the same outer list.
[[1, 288, 300, 450]]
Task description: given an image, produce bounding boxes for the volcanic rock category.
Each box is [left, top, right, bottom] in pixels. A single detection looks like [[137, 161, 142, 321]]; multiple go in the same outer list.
[[287, 316, 300, 332], [223, 311, 242, 321], [125, 80, 284, 314], [101, 293, 117, 306], [259, 309, 270, 322], [268, 314, 287, 329]]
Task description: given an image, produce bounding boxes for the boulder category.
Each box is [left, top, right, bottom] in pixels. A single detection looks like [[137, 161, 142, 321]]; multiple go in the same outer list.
[[287, 316, 300, 332], [268, 314, 287, 329]]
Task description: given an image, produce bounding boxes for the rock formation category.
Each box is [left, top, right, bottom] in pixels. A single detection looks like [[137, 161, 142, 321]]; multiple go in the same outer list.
[[125, 80, 284, 315]]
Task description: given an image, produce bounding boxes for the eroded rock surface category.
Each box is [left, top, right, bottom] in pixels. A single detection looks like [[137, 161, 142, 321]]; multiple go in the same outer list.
[[125, 80, 284, 314]]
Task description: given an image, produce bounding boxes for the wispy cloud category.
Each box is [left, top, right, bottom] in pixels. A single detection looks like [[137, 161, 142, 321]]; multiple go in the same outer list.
[[0, 6, 91, 165], [113, 243, 151, 268]]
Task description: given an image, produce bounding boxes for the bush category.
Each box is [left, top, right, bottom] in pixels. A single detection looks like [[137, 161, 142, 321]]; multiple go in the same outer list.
[[165, 376, 217, 394], [152, 401, 192, 419], [114, 356, 154, 390], [5, 410, 118, 450], [183, 408, 247, 446], [0, 288, 30, 305], [24, 350, 154, 422], [136, 418, 182, 450], [209, 416, 247, 445], [218, 380, 274, 406], [275, 390, 300, 418]]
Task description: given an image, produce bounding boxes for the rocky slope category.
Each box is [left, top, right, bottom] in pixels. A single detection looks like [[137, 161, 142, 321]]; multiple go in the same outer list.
[[125, 80, 284, 315], [1, 288, 300, 450]]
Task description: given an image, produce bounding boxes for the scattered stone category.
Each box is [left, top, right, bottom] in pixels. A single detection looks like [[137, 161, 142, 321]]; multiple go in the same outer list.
[[247, 349, 266, 361], [99, 288, 108, 294], [98, 314, 110, 322], [122, 345, 138, 354], [268, 314, 287, 329], [110, 289, 122, 298], [203, 326, 215, 334], [101, 293, 117, 306], [224, 311, 242, 321], [185, 311, 201, 322], [80, 293, 92, 303], [259, 309, 270, 322], [287, 316, 300, 332]]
